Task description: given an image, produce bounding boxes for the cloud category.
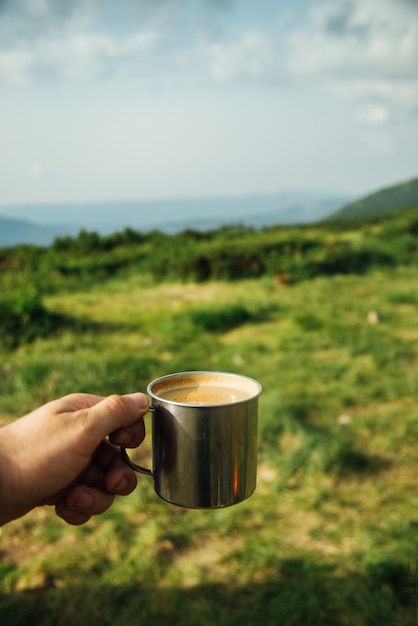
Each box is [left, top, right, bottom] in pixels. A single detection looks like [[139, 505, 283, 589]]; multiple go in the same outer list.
[[0, 0, 228, 84], [0, 31, 158, 83], [288, 0, 418, 77], [2, 0, 417, 113], [286, 0, 418, 119], [356, 105, 390, 126], [0, 0, 161, 83], [30, 161, 58, 179], [360, 130, 394, 154], [0, 49, 32, 84], [0, 0, 227, 43], [206, 31, 278, 83]]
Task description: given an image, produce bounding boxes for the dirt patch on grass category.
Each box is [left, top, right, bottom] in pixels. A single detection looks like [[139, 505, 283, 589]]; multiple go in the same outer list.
[[165, 531, 245, 588]]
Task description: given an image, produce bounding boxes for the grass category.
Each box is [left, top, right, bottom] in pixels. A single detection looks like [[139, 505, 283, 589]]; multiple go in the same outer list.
[[1, 265, 418, 624]]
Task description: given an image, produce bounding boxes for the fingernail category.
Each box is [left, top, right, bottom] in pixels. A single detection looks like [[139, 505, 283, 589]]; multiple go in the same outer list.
[[113, 477, 129, 493], [127, 393, 149, 410], [115, 431, 133, 446], [74, 492, 94, 510], [61, 506, 78, 519]]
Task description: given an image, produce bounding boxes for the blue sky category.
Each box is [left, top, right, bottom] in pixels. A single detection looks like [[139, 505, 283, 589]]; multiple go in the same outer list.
[[0, 0, 417, 205]]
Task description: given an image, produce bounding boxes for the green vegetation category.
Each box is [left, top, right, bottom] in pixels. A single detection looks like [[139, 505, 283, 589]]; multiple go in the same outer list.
[[1, 208, 418, 625], [1, 206, 418, 297], [327, 176, 418, 220]]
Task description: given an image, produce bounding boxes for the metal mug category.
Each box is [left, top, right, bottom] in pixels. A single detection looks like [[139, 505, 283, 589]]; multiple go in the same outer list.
[[121, 371, 262, 509]]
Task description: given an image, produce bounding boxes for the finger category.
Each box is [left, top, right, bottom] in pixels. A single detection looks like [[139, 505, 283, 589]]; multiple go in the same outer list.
[[77, 462, 106, 488], [76, 455, 137, 495], [54, 463, 137, 524], [87, 439, 123, 472], [55, 500, 91, 526], [46, 393, 108, 414], [41, 461, 105, 507], [79, 393, 149, 445], [104, 462, 138, 495], [109, 418, 146, 448], [65, 484, 115, 516]]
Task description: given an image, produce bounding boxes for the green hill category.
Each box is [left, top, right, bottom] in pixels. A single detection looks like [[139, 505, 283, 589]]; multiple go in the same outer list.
[[326, 176, 418, 221]]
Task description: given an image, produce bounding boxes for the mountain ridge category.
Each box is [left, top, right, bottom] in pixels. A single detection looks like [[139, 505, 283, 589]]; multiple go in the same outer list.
[[0, 215, 78, 248], [326, 176, 418, 221], [2, 177, 417, 248], [0, 191, 350, 247]]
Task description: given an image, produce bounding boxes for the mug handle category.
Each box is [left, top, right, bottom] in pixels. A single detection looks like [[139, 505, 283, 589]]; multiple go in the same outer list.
[[120, 403, 155, 477], [120, 447, 153, 476]]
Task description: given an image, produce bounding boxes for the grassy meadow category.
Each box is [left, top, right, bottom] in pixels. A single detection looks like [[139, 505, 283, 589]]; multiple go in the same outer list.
[[1, 214, 418, 625]]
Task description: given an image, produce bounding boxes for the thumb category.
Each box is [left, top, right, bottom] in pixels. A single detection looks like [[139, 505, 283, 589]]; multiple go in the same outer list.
[[81, 393, 149, 443]]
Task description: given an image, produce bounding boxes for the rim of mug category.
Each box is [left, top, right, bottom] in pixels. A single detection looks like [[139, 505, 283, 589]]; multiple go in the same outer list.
[[147, 370, 263, 407]]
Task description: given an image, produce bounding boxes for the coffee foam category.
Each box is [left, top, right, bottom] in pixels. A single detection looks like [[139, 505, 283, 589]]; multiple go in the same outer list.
[[150, 372, 261, 406]]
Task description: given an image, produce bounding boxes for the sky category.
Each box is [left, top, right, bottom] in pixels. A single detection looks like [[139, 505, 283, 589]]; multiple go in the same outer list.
[[0, 0, 417, 206]]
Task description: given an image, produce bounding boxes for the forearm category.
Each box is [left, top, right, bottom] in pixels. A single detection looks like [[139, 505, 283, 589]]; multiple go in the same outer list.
[[0, 424, 28, 525]]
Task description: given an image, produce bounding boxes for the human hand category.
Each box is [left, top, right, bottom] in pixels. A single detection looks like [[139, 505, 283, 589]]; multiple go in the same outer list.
[[0, 392, 149, 526]]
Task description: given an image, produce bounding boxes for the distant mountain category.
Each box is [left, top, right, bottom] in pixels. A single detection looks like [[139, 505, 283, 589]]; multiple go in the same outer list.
[[0, 216, 78, 248], [0, 191, 352, 248], [326, 176, 418, 221]]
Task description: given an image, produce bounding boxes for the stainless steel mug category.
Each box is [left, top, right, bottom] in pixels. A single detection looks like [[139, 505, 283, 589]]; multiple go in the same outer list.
[[122, 371, 262, 509]]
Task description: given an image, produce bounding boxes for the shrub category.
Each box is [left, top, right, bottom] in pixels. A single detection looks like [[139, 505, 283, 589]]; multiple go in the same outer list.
[[0, 287, 57, 348], [190, 301, 277, 333]]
